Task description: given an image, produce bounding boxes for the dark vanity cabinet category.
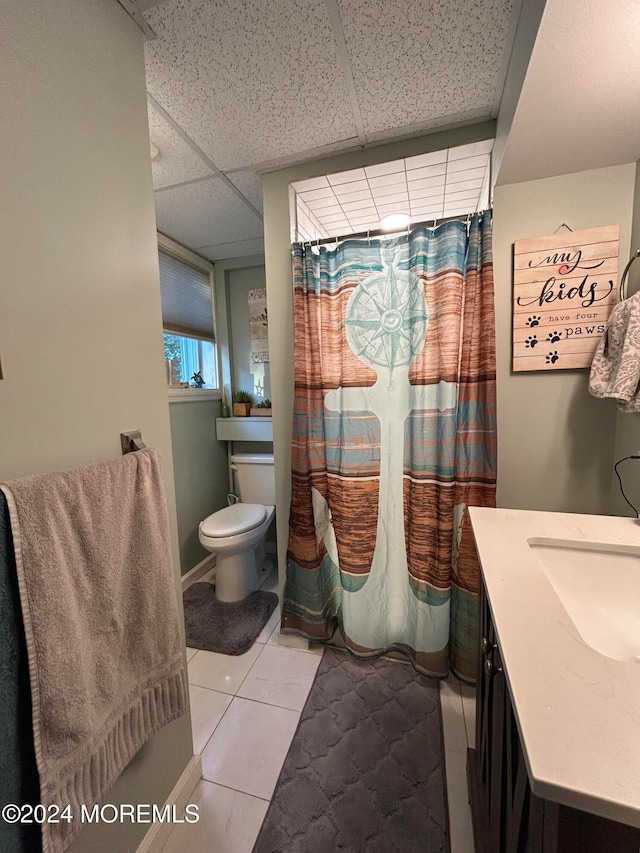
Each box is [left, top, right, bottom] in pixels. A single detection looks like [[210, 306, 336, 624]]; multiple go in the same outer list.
[[466, 578, 640, 853]]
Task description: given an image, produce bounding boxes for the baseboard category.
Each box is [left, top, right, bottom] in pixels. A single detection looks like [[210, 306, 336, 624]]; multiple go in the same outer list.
[[136, 755, 202, 853], [181, 555, 216, 591]]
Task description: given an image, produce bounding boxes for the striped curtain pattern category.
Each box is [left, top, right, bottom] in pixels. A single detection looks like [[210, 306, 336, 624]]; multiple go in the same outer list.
[[282, 215, 496, 680]]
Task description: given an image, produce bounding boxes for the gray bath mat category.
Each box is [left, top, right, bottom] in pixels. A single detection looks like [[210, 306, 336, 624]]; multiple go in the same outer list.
[[253, 647, 450, 852], [183, 582, 278, 656]]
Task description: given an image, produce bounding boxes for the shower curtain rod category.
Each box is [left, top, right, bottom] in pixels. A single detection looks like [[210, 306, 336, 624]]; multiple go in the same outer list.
[[298, 209, 491, 248]]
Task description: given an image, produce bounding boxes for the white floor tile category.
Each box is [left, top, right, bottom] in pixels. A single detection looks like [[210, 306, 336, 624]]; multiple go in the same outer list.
[[201, 696, 299, 800], [255, 607, 280, 645], [189, 685, 232, 754], [188, 644, 263, 695], [267, 624, 325, 656], [444, 749, 475, 853], [185, 647, 198, 662], [237, 644, 322, 711], [460, 684, 476, 749], [440, 679, 467, 755], [160, 779, 268, 853], [260, 569, 280, 596]]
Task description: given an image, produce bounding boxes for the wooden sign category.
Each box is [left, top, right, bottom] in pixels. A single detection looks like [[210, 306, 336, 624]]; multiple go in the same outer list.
[[512, 225, 619, 371]]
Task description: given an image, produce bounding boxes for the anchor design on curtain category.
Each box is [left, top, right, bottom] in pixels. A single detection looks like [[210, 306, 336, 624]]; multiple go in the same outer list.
[[283, 218, 497, 679]]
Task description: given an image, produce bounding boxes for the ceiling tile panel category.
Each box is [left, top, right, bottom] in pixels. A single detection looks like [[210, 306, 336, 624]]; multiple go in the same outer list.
[[405, 150, 448, 170], [291, 176, 330, 192], [335, 189, 373, 203], [144, 0, 359, 171], [447, 154, 491, 174], [337, 0, 515, 137], [147, 102, 212, 189], [199, 238, 266, 261], [333, 180, 371, 195], [225, 169, 264, 212], [327, 168, 368, 185], [154, 177, 263, 249]]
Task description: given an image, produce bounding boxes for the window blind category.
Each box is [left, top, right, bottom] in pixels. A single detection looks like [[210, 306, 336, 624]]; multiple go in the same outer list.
[[159, 249, 215, 342]]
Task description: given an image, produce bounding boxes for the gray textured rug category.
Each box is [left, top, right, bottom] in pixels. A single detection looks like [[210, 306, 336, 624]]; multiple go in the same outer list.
[[182, 582, 278, 655], [253, 647, 450, 853]]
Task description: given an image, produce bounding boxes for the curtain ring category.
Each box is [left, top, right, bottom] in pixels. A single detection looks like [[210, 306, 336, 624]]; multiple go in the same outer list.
[[367, 230, 371, 245]]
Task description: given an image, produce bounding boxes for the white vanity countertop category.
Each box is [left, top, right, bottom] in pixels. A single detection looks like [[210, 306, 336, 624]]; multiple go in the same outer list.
[[469, 507, 640, 828]]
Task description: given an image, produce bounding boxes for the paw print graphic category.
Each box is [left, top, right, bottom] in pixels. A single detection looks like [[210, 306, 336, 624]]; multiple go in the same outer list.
[[547, 330, 562, 343], [525, 335, 539, 349], [526, 316, 541, 327], [546, 351, 560, 364]]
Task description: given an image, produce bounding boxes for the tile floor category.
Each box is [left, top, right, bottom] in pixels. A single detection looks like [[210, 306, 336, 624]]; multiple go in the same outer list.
[[161, 567, 476, 852]]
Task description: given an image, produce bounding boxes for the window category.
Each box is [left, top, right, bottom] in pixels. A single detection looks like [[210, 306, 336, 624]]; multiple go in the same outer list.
[[158, 237, 218, 392]]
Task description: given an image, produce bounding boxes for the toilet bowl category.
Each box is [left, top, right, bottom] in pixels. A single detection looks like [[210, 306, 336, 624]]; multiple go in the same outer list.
[[198, 453, 276, 602], [199, 503, 275, 602]]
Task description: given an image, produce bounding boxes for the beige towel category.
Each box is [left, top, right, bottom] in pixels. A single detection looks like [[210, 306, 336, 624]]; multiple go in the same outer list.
[[0, 448, 187, 853], [589, 291, 640, 412]]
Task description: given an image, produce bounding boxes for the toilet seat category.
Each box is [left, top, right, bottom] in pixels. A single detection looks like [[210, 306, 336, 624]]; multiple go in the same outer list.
[[200, 503, 266, 538]]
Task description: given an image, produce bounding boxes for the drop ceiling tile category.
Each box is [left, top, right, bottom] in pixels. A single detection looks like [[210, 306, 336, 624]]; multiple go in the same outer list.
[[199, 237, 265, 261], [368, 172, 405, 189], [407, 175, 446, 192], [364, 160, 405, 178], [405, 150, 448, 170], [448, 139, 494, 160], [349, 213, 380, 224], [406, 163, 447, 180], [147, 102, 212, 190], [334, 188, 373, 203], [445, 188, 482, 203], [305, 197, 341, 212], [309, 198, 342, 217], [330, 179, 370, 194], [338, 0, 515, 137], [299, 186, 336, 202], [327, 168, 368, 186], [372, 192, 409, 206], [371, 184, 408, 200], [341, 200, 374, 213], [319, 212, 350, 224], [291, 176, 330, 192], [444, 179, 484, 195], [144, 0, 359, 170], [447, 154, 490, 174], [446, 167, 488, 184], [377, 202, 411, 215], [410, 187, 445, 203], [226, 169, 263, 212], [154, 177, 263, 249]]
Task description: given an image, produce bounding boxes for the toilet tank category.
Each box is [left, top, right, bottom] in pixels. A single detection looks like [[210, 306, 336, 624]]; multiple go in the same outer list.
[[231, 454, 276, 505]]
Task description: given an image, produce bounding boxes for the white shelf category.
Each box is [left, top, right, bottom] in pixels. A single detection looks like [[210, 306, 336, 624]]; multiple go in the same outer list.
[[216, 417, 273, 442]]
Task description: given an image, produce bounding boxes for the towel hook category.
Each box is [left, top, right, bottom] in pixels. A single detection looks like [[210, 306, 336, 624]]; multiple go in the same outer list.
[[619, 249, 640, 302]]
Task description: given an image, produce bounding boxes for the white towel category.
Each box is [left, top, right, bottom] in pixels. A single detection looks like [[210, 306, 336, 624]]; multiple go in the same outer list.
[[589, 291, 640, 412], [0, 448, 187, 853]]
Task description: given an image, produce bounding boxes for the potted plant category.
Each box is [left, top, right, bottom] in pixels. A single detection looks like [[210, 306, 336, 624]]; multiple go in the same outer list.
[[250, 399, 272, 417], [232, 390, 253, 417]]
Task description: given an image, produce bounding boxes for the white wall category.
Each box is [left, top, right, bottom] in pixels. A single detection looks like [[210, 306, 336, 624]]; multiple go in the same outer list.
[[262, 121, 496, 587], [0, 2, 193, 850], [493, 164, 635, 514]]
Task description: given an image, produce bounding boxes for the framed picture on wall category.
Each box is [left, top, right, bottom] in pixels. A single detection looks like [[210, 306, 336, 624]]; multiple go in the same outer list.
[[512, 225, 619, 372]]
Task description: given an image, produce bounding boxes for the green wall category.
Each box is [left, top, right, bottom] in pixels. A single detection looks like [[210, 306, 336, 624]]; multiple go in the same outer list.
[[493, 163, 635, 515], [169, 399, 230, 574], [611, 160, 640, 515]]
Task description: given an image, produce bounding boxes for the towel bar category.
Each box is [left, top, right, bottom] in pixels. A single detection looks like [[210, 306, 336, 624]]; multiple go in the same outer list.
[[120, 430, 147, 455]]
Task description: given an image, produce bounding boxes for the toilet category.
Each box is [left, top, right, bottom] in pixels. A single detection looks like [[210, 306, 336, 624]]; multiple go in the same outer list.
[[198, 453, 275, 602]]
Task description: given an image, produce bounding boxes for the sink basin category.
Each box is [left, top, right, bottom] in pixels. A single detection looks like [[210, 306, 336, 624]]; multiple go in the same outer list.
[[529, 537, 640, 662]]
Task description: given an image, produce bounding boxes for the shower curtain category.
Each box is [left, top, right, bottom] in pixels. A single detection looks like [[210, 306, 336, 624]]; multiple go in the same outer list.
[[282, 214, 496, 680]]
